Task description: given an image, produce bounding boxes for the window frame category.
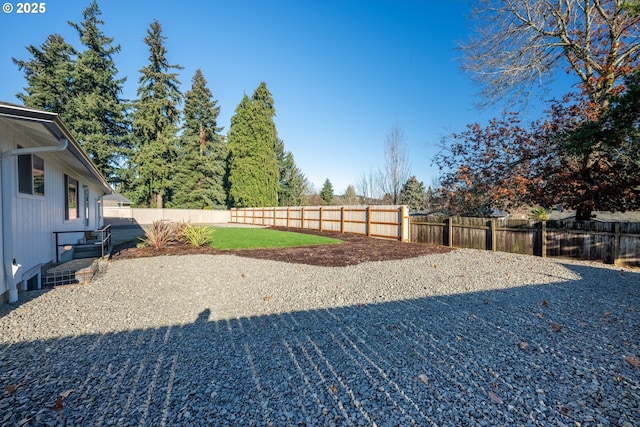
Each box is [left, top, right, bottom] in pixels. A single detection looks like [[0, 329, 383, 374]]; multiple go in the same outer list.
[[17, 147, 45, 197], [64, 174, 79, 221]]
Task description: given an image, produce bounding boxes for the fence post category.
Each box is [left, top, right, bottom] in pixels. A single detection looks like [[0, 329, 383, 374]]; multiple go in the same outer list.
[[366, 206, 372, 237], [613, 222, 621, 265], [286, 207, 290, 228], [400, 205, 409, 242], [301, 207, 305, 229], [490, 219, 497, 252], [319, 206, 324, 231], [541, 221, 547, 258], [340, 206, 345, 233]]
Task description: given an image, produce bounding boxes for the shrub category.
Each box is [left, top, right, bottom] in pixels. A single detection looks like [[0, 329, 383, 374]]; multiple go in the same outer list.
[[529, 207, 550, 221], [174, 221, 189, 243], [140, 220, 177, 249], [182, 224, 215, 247]]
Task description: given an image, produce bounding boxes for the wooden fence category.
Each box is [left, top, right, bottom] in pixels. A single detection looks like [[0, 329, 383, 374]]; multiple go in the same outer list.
[[410, 215, 640, 267], [230, 205, 410, 241]]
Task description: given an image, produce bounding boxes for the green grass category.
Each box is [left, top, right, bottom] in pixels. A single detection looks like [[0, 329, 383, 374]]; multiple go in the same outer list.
[[209, 227, 342, 250]]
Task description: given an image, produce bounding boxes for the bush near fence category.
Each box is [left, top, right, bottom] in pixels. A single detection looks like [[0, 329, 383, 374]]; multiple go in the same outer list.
[[410, 215, 640, 268]]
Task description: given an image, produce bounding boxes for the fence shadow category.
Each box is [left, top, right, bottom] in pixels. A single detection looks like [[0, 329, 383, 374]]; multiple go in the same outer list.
[[0, 264, 638, 425]]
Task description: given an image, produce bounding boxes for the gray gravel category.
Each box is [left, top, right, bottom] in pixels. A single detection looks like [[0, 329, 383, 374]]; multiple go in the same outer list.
[[0, 249, 638, 426]]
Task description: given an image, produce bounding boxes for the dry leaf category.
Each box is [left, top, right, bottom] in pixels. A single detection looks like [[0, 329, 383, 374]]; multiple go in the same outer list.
[[263, 295, 271, 302], [535, 313, 544, 318], [418, 374, 428, 385], [518, 341, 528, 350], [51, 396, 64, 412], [550, 323, 562, 332], [241, 272, 246, 278], [4, 384, 17, 395], [616, 374, 624, 382], [603, 311, 611, 317], [433, 264, 437, 269], [488, 391, 503, 404], [50, 389, 73, 412], [541, 300, 549, 307], [624, 355, 640, 368], [330, 384, 338, 394]]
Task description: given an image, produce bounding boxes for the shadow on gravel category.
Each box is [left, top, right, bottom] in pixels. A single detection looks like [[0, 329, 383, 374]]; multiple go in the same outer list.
[[0, 264, 638, 426]]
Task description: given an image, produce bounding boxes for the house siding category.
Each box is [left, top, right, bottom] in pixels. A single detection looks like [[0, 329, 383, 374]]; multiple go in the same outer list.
[[13, 162, 104, 268], [1, 116, 106, 302]]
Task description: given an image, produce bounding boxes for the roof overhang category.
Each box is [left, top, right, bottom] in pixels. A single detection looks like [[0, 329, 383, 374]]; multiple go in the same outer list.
[[0, 102, 113, 195]]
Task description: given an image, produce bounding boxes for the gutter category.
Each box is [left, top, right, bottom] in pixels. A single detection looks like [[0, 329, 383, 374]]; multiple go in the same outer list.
[[1, 139, 68, 303]]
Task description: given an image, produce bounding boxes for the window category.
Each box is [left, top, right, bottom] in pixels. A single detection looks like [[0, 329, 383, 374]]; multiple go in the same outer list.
[[84, 186, 90, 226], [17, 150, 45, 196], [65, 174, 79, 220]]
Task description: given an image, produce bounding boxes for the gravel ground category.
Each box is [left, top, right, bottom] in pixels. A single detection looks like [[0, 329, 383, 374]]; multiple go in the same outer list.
[[0, 249, 638, 426]]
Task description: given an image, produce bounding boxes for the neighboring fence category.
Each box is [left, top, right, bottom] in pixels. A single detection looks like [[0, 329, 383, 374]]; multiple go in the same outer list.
[[410, 215, 640, 267], [104, 207, 230, 225], [230, 205, 410, 241]]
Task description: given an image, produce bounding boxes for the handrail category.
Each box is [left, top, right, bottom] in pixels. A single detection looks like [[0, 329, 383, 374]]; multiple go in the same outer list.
[[53, 224, 112, 263]]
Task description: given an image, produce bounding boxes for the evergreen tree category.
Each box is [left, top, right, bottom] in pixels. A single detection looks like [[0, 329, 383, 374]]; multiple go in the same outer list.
[[132, 19, 182, 208], [170, 69, 226, 209], [227, 82, 279, 207], [319, 179, 335, 205], [275, 138, 309, 206], [399, 176, 427, 212], [13, 34, 75, 120], [67, 0, 129, 184]]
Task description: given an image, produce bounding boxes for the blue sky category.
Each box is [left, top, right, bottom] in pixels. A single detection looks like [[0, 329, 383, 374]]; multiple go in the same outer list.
[[0, 0, 565, 194]]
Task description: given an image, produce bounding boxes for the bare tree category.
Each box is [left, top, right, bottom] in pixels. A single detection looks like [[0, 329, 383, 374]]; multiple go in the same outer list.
[[461, 0, 640, 108], [356, 169, 383, 204], [381, 122, 411, 204]]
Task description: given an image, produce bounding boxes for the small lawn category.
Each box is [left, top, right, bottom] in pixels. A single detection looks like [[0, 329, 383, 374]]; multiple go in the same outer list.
[[209, 227, 342, 250]]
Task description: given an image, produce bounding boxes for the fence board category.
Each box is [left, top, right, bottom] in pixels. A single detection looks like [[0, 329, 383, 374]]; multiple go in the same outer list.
[[410, 215, 640, 267], [231, 205, 409, 241]]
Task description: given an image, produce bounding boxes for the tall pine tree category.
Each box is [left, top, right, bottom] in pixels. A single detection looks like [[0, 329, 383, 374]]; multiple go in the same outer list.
[[13, 34, 75, 120], [67, 0, 129, 184], [170, 69, 227, 209], [275, 138, 309, 206], [132, 19, 182, 208], [227, 82, 279, 207]]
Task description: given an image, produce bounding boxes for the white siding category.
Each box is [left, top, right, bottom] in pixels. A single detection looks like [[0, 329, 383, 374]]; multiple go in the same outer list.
[[1, 117, 105, 300], [0, 120, 10, 297]]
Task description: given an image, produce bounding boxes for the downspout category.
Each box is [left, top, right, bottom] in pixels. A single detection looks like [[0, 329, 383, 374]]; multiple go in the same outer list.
[[1, 139, 68, 303]]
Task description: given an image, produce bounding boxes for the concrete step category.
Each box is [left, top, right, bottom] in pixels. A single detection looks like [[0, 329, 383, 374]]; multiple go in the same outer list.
[[43, 258, 99, 287]]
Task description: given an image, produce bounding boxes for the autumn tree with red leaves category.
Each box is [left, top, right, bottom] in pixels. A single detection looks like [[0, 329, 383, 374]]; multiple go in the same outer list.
[[437, 0, 640, 219], [435, 86, 640, 219]]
